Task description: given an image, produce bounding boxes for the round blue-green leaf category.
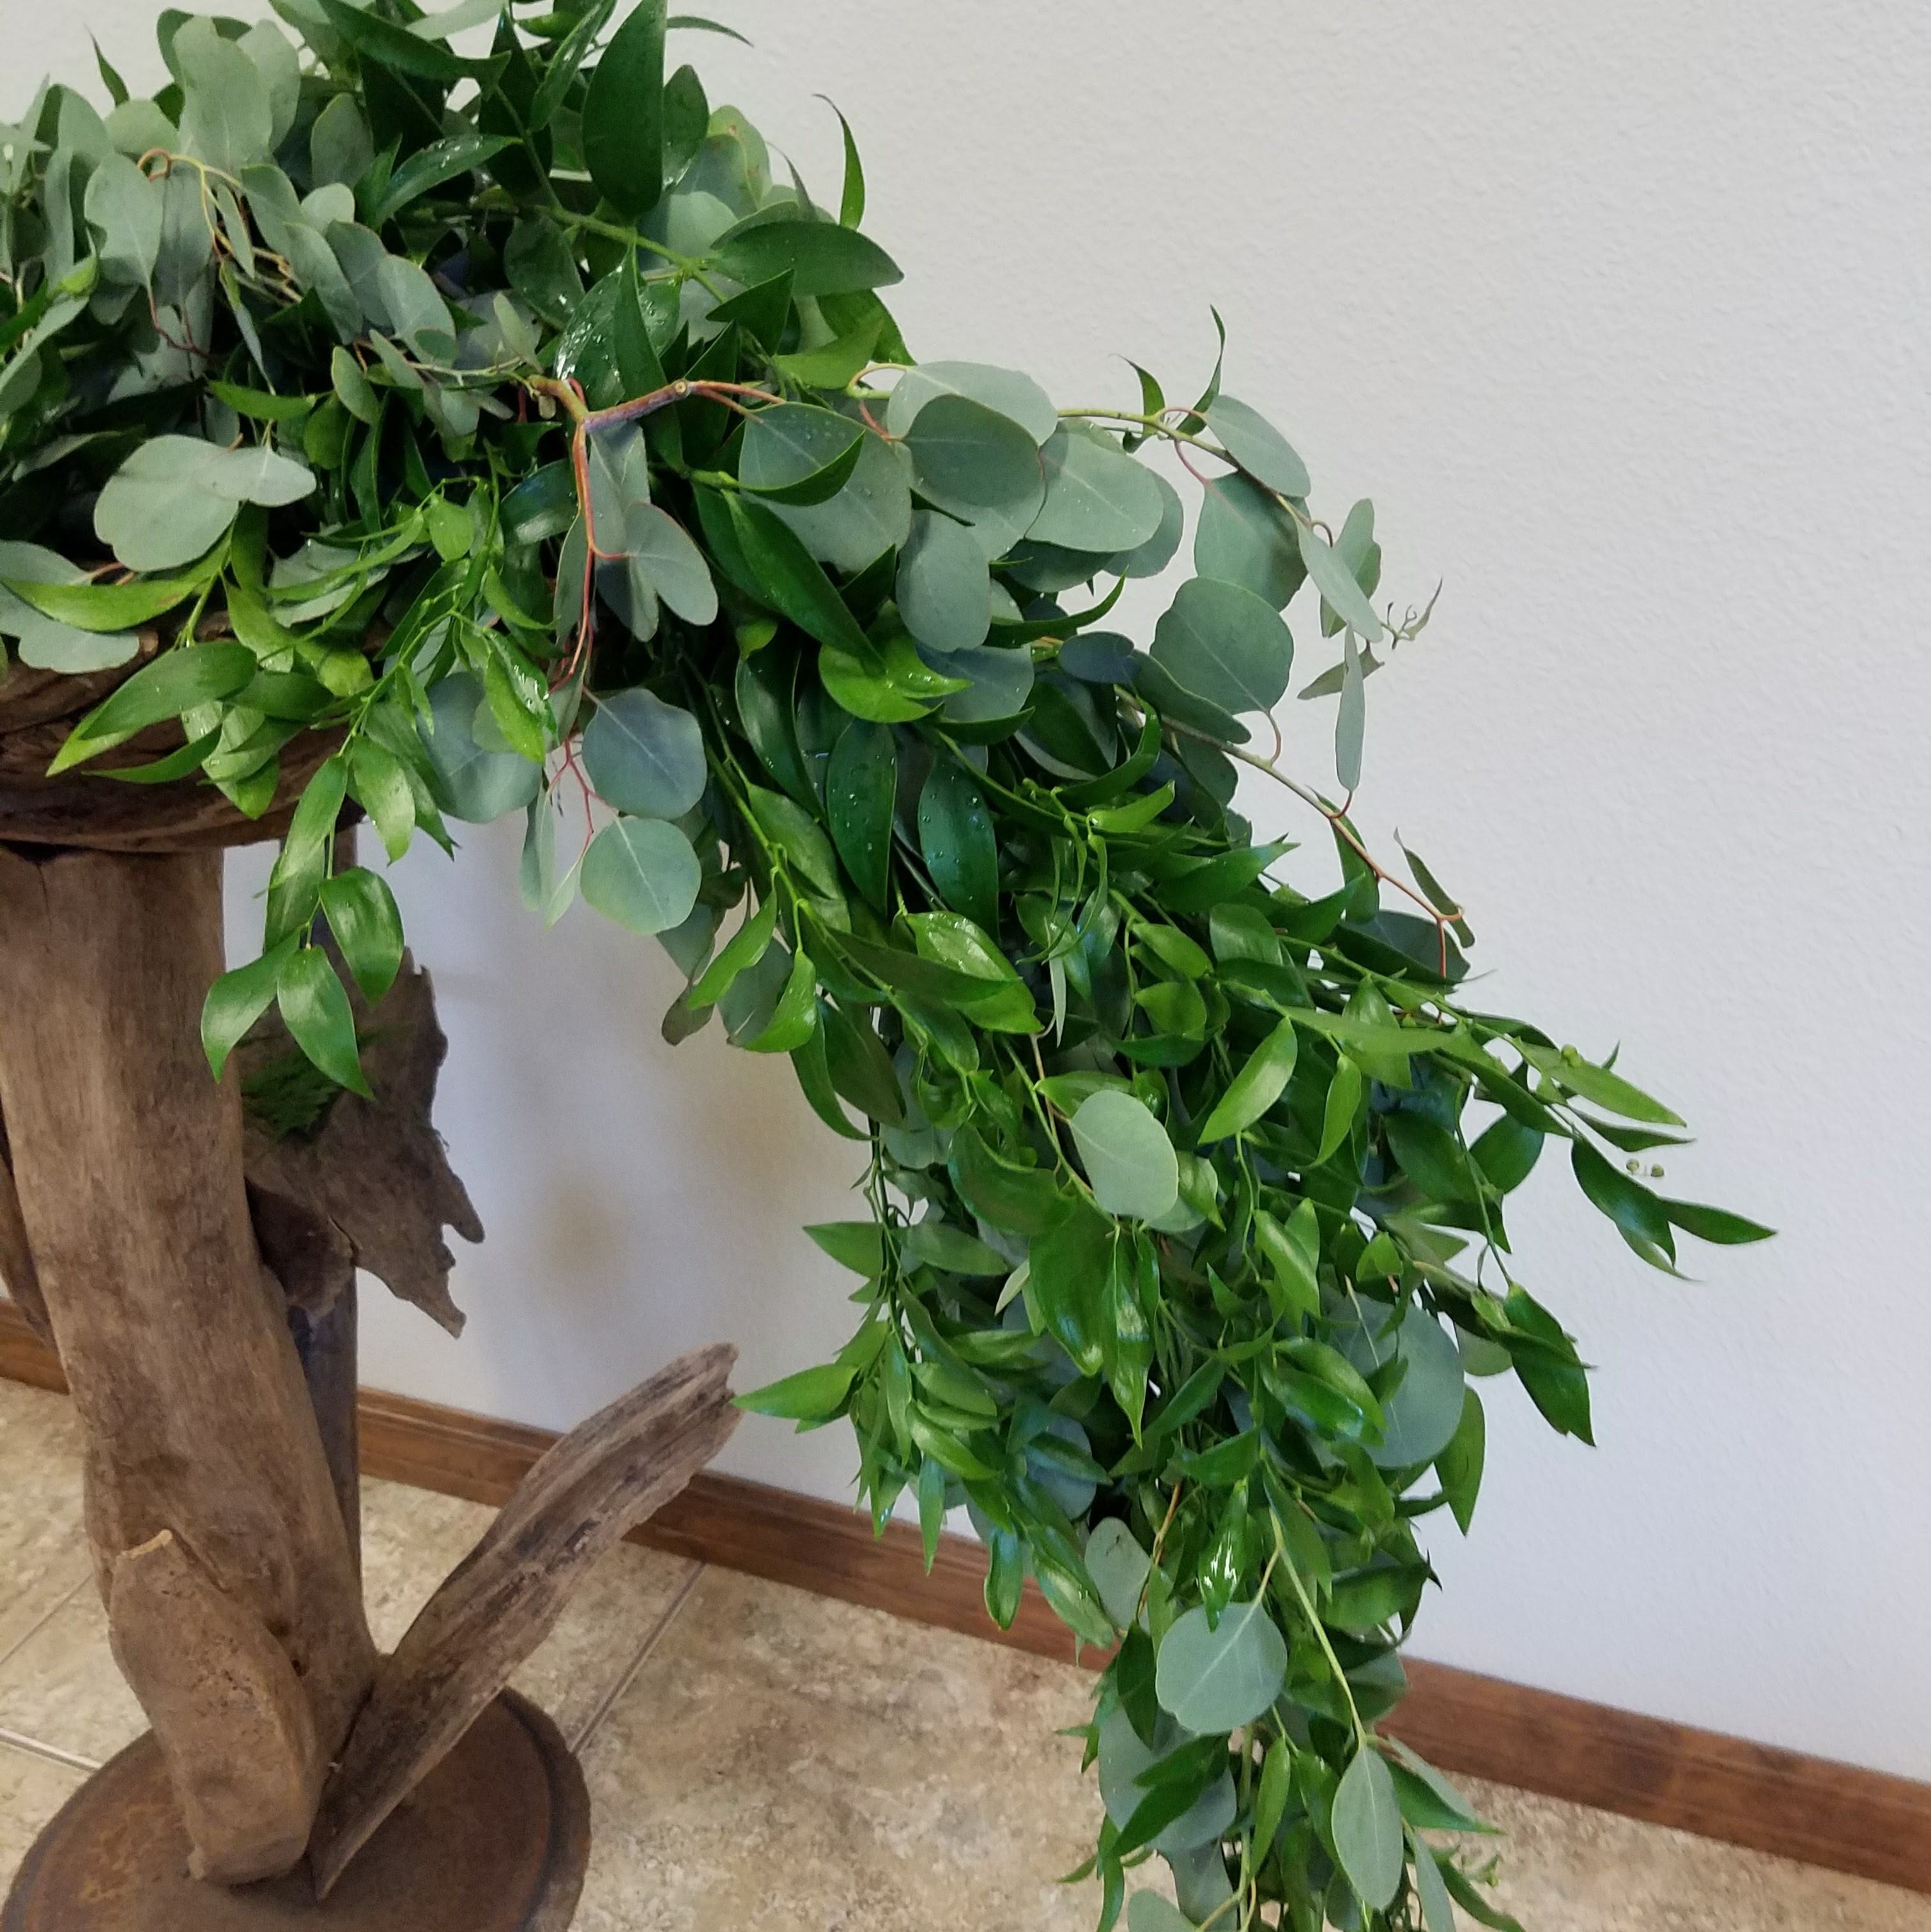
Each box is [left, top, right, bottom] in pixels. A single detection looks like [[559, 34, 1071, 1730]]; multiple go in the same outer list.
[[626, 505, 718, 626], [1096, 1706, 1236, 1855], [902, 393, 1043, 546], [1029, 426, 1165, 553], [1070, 1090, 1178, 1222], [1150, 575, 1293, 717], [940, 642, 1033, 724], [1337, 1301, 1466, 1469], [772, 430, 913, 573], [421, 673, 542, 823], [1194, 474, 1305, 609], [1085, 1517, 1151, 1631], [1207, 394, 1311, 498], [581, 687, 707, 820], [1153, 1598, 1288, 1735], [884, 360, 1058, 445], [1127, 1895, 1197, 1932], [581, 815, 702, 934], [1107, 470, 1185, 578], [1332, 1745, 1404, 1911], [896, 509, 989, 653], [92, 437, 234, 571]]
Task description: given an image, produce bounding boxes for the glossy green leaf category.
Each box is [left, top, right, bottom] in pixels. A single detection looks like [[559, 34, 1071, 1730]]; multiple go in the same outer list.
[[202, 933, 299, 1079], [582, 0, 666, 217], [1197, 1017, 1296, 1142], [318, 866, 404, 1003], [689, 896, 777, 1006], [725, 494, 872, 655], [736, 1361, 854, 1422], [277, 945, 371, 1097], [369, 132, 511, 227], [918, 757, 999, 935], [716, 217, 902, 298], [826, 720, 896, 909]]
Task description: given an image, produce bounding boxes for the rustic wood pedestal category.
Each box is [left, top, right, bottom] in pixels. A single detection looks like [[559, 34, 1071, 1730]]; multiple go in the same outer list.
[[0, 665, 735, 1926], [1, 1692, 590, 1932]]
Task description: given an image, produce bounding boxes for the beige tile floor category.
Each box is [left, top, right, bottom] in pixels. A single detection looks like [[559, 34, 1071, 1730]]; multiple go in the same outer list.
[[0, 1375, 1925, 1930]]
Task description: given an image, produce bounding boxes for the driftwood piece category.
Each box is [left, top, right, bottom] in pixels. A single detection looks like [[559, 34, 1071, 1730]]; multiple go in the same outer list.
[[240, 954, 482, 1334], [289, 1283, 361, 1577], [106, 1531, 323, 1884], [309, 1344, 741, 1897], [0, 842, 376, 1880], [0, 1105, 50, 1347], [0, 647, 344, 853]]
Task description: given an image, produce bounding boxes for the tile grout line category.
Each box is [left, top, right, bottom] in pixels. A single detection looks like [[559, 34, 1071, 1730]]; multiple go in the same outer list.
[[568, 1561, 707, 1756], [0, 1570, 91, 1679], [0, 1727, 99, 1775]]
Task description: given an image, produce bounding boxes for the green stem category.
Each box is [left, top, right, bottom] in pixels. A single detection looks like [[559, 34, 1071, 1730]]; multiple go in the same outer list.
[[1271, 1511, 1367, 1746]]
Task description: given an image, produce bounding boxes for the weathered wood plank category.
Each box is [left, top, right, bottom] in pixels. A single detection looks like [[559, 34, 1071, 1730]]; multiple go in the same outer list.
[[106, 1531, 323, 1884], [308, 1344, 739, 1897], [0, 844, 376, 1880]]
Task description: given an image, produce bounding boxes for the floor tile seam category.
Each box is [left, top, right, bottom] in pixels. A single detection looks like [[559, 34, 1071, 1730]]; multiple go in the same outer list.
[[0, 1726, 98, 1774], [569, 1559, 707, 1754], [0, 1570, 91, 1678]]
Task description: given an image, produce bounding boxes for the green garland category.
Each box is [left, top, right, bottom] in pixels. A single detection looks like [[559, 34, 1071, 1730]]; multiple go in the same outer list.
[[0, 6, 1769, 1927]]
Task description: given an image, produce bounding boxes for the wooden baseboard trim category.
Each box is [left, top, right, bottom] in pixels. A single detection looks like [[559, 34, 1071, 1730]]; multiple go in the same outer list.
[[4, 1299, 1926, 1894]]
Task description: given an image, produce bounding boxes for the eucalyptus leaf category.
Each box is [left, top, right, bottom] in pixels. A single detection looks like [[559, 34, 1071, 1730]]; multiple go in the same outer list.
[[1332, 1747, 1404, 1912], [1150, 575, 1293, 717], [582, 688, 707, 820], [1069, 1090, 1179, 1222], [581, 815, 702, 934], [1153, 1598, 1287, 1733]]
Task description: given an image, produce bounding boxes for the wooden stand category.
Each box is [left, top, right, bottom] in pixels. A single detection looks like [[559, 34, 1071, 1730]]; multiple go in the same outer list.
[[0, 666, 737, 1924]]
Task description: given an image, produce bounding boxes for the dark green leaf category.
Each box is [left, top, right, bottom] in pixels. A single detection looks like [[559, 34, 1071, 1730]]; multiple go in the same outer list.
[[201, 934, 298, 1079], [318, 867, 404, 1003], [277, 946, 371, 1097], [582, 0, 666, 217], [918, 757, 999, 934], [1663, 1198, 1774, 1245], [1436, 1386, 1486, 1534], [369, 132, 511, 226], [725, 494, 872, 655], [826, 720, 896, 910], [716, 217, 902, 298]]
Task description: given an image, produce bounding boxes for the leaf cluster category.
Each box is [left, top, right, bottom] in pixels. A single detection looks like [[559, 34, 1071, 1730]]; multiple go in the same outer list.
[[0, 8, 1770, 1928]]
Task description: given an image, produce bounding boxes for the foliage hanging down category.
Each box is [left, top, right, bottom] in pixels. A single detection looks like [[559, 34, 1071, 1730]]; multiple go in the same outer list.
[[0, 6, 1771, 1926]]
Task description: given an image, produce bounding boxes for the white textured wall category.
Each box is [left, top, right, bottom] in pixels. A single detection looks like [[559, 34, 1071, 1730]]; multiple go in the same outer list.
[[11, 2, 1930, 1780]]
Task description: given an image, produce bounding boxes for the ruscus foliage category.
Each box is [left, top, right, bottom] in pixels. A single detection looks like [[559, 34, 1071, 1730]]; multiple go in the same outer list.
[[0, 6, 1770, 1926]]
